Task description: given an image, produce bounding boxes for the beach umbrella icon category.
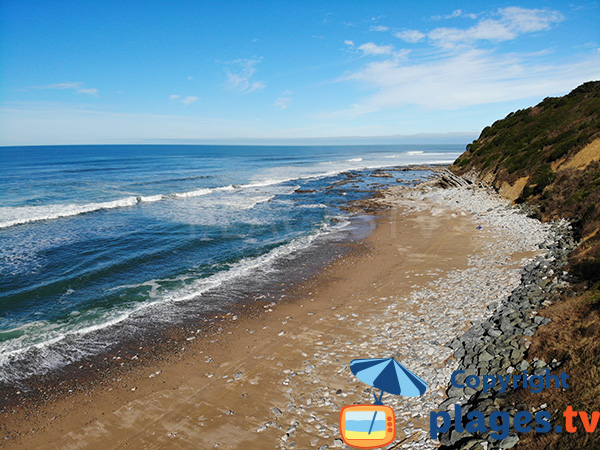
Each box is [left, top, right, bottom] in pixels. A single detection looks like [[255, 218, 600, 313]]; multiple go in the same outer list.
[[350, 357, 428, 404], [349, 357, 427, 437]]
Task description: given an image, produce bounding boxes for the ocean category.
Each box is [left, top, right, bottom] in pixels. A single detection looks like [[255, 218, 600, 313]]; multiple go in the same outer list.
[[0, 144, 462, 384]]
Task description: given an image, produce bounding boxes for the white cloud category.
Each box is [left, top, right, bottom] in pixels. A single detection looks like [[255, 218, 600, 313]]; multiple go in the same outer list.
[[432, 9, 478, 20], [328, 6, 584, 120], [327, 49, 600, 116], [169, 94, 199, 105], [224, 58, 266, 93], [36, 82, 98, 95], [353, 42, 409, 60], [370, 25, 389, 32], [500, 6, 564, 33], [248, 81, 266, 93], [358, 42, 394, 55], [446, 9, 463, 19], [77, 88, 99, 95], [42, 82, 80, 90], [273, 96, 291, 110], [395, 30, 426, 43], [427, 7, 564, 48], [272, 90, 293, 109], [181, 96, 199, 106], [344, 40, 354, 46], [428, 20, 516, 47]]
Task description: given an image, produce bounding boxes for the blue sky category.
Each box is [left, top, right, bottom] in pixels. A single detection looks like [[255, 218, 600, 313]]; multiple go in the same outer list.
[[1, 0, 599, 146]]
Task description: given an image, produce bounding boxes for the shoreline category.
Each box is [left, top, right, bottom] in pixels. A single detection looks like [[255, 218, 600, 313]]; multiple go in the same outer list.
[[1, 163, 431, 393], [1, 177, 551, 449], [0, 168, 390, 403]]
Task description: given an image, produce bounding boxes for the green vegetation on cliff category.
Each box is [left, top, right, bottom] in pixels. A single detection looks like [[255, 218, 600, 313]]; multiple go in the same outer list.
[[452, 81, 600, 450], [454, 82, 600, 178], [452, 81, 600, 284]]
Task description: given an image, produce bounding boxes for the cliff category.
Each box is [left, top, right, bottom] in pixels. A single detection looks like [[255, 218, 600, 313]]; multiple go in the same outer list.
[[445, 81, 600, 449], [452, 81, 600, 284]]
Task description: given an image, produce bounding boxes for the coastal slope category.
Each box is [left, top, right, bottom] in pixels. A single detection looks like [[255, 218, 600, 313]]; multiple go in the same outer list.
[[450, 80, 600, 449], [452, 80, 600, 284]]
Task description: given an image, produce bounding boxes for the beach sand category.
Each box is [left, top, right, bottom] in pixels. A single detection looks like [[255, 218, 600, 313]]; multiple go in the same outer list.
[[1, 185, 542, 449]]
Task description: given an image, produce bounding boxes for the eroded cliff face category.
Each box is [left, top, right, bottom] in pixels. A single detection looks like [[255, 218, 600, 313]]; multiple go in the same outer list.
[[451, 81, 600, 284]]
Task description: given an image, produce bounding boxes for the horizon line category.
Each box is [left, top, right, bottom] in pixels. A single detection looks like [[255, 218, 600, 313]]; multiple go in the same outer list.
[[0, 131, 479, 148]]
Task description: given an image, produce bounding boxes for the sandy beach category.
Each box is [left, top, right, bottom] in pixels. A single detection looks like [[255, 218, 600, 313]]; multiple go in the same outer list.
[[1, 181, 550, 450], [2, 3, 597, 448]]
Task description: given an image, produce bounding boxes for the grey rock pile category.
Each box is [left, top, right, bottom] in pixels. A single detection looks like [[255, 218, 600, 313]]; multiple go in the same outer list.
[[430, 194, 576, 449]]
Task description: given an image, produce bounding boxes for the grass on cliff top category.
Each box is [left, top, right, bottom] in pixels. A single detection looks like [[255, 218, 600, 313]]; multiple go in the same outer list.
[[453, 81, 600, 184]]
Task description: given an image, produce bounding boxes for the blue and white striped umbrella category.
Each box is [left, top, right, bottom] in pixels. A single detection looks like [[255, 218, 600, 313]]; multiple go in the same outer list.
[[350, 357, 428, 397]]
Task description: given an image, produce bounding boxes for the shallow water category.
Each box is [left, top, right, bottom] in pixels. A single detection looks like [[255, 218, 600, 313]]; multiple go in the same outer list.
[[0, 144, 461, 382]]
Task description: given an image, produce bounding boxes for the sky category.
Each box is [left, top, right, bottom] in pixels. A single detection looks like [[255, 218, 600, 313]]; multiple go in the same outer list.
[[0, 0, 599, 146]]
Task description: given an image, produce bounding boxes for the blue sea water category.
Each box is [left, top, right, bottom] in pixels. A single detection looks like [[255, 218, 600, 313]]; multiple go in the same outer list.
[[0, 144, 462, 382]]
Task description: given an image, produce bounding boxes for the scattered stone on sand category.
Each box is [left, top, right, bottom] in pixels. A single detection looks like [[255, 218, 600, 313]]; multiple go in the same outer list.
[[272, 179, 567, 450]]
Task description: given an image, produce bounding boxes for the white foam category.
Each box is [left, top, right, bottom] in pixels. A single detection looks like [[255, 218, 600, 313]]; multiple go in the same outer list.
[[0, 185, 252, 229], [0, 197, 140, 228], [298, 203, 327, 209], [139, 194, 165, 202], [1, 150, 460, 229], [0, 222, 339, 378], [215, 195, 275, 210], [173, 184, 237, 198]]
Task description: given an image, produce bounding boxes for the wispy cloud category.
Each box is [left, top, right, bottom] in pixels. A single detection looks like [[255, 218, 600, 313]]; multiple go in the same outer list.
[[36, 82, 98, 95], [370, 25, 389, 32], [347, 41, 410, 60], [224, 58, 266, 93], [432, 9, 478, 21], [427, 7, 564, 48], [358, 42, 394, 55], [327, 49, 600, 117], [169, 94, 199, 106], [273, 91, 293, 110], [500, 7, 563, 33], [395, 30, 426, 43], [329, 5, 594, 121], [181, 96, 199, 106], [428, 20, 517, 46]]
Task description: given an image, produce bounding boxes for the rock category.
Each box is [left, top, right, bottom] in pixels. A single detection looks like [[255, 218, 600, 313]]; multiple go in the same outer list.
[[498, 433, 519, 448], [371, 171, 393, 178]]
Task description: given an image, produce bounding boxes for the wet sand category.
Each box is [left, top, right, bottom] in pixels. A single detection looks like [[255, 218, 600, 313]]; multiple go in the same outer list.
[[1, 186, 538, 449]]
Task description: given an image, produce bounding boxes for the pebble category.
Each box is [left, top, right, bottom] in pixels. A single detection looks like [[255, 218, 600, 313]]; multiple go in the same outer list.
[[270, 178, 574, 450]]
